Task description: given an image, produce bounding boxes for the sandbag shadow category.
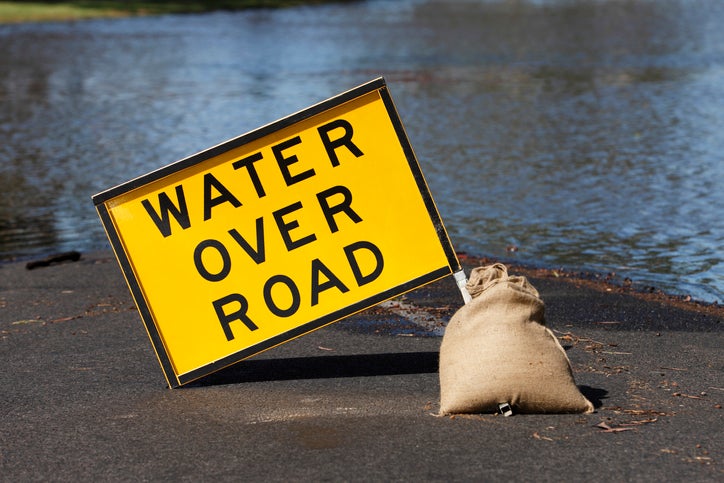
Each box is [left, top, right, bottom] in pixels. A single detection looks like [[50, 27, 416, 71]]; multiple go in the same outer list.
[[578, 385, 608, 409], [190, 351, 439, 387]]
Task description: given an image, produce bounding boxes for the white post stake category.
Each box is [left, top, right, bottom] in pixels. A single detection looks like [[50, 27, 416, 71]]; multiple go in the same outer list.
[[453, 270, 472, 304]]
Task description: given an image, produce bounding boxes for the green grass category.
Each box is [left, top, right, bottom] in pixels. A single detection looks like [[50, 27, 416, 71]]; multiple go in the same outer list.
[[0, 2, 123, 22], [0, 1, 343, 23]]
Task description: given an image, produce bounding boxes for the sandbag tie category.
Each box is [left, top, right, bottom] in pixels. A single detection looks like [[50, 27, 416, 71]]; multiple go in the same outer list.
[[465, 263, 508, 298]]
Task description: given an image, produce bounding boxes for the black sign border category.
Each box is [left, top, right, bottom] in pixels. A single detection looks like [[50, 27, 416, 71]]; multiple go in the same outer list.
[[93, 77, 460, 387]]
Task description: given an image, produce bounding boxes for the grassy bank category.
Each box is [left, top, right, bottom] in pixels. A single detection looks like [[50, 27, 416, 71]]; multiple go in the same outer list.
[[0, 0, 342, 23]]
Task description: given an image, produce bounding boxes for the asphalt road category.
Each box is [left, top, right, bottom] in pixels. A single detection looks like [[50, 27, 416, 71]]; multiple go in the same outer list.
[[1, 252, 721, 481]]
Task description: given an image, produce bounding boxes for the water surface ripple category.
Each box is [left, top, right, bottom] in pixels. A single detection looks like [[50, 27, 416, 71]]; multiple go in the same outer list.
[[1, 0, 722, 302]]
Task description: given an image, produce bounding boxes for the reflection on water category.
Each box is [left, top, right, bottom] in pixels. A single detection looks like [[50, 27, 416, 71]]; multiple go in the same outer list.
[[1, 0, 722, 302]]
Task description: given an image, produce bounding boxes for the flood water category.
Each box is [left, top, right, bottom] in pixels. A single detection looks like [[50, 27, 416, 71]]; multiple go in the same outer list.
[[1, 0, 722, 303]]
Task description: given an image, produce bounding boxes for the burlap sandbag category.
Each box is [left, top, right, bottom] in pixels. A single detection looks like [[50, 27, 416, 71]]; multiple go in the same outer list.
[[439, 263, 594, 415]]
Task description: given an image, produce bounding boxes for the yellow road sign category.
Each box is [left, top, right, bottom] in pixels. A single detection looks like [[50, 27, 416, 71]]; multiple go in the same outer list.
[[93, 78, 460, 387]]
